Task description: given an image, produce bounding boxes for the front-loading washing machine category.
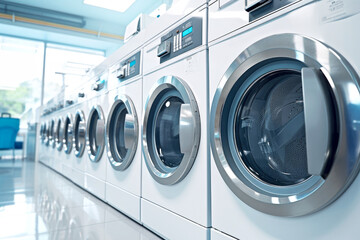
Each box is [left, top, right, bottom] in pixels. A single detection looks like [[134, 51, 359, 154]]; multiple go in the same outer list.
[[71, 86, 88, 188], [49, 116, 60, 170], [105, 35, 143, 223], [209, 1, 360, 239], [43, 118, 53, 167], [84, 71, 109, 200], [141, 6, 210, 240], [38, 120, 48, 164], [52, 113, 65, 173], [61, 105, 76, 180]]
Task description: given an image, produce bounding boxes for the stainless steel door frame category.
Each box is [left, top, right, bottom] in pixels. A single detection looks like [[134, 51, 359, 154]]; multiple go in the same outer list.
[[63, 114, 73, 154], [49, 119, 56, 148], [55, 117, 64, 151], [143, 76, 201, 185], [45, 121, 50, 146], [86, 105, 105, 162], [40, 122, 46, 144], [210, 33, 360, 216], [73, 110, 86, 158], [106, 94, 138, 171]]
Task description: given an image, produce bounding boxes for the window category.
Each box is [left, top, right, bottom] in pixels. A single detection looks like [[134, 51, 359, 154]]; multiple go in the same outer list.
[[0, 36, 44, 120], [43, 44, 105, 104]]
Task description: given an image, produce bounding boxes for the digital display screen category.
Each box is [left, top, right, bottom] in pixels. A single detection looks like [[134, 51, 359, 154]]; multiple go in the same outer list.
[[182, 26, 193, 37], [130, 60, 136, 67]]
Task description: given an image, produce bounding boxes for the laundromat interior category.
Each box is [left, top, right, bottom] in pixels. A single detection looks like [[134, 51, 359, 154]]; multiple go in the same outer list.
[[1, 0, 360, 239]]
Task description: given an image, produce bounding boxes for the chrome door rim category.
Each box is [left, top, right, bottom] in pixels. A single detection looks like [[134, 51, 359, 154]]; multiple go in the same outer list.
[[50, 119, 56, 148], [55, 117, 64, 151], [45, 121, 50, 146], [86, 105, 105, 162], [106, 94, 139, 171], [210, 33, 360, 216], [142, 76, 201, 185], [73, 110, 86, 158], [63, 113, 73, 154], [40, 123, 46, 143]]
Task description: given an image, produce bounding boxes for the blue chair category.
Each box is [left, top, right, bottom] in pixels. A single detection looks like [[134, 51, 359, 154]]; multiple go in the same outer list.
[[0, 112, 20, 160]]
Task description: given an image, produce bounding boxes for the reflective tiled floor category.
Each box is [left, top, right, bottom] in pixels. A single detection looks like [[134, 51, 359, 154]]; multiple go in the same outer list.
[[0, 160, 161, 240]]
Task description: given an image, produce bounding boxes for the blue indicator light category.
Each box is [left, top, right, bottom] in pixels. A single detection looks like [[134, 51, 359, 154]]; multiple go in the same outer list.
[[130, 60, 136, 67], [182, 26, 193, 37]]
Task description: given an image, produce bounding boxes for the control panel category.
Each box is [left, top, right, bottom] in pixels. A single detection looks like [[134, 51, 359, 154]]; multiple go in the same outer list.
[[157, 17, 202, 63], [246, 0, 298, 21], [115, 51, 141, 81], [92, 77, 106, 92]]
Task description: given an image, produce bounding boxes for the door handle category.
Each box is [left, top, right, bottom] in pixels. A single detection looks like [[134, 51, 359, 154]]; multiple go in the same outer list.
[[95, 119, 105, 148], [302, 67, 334, 176], [78, 121, 86, 145], [179, 104, 196, 155], [124, 113, 137, 150]]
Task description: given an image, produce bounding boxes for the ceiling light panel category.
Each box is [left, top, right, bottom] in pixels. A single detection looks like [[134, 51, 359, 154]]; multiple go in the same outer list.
[[83, 0, 135, 13]]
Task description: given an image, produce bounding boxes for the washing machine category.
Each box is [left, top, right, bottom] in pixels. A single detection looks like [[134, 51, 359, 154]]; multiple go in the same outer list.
[[71, 86, 88, 188], [141, 6, 210, 239], [209, 1, 360, 239], [42, 118, 52, 166], [48, 117, 57, 169], [105, 35, 143, 223], [52, 114, 64, 173], [38, 120, 47, 164], [61, 105, 76, 180], [84, 71, 109, 200]]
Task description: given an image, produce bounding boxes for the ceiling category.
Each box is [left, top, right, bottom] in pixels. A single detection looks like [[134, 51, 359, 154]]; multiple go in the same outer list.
[[0, 0, 169, 55]]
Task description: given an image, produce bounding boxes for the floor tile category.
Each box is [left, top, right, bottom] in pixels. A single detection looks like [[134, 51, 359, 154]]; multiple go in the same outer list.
[[0, 160, 162, 240]]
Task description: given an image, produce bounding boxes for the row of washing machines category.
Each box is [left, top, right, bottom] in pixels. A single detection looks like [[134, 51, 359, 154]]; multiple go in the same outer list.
[[38, 0, 360, 239]]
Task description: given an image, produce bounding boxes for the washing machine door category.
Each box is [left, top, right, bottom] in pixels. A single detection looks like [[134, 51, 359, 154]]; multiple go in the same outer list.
[[45, 121, 50, 146], [49, 119, 56, 148], [73, 110, 86, 158], [210, 33, 360, 217], [86, 105, 105, 162], [55, 117, 64, 151], [106, 95, 138, 171], [143, 76, 201, 185], [40, 123, 46, 144], [63, 114, 73, 154]]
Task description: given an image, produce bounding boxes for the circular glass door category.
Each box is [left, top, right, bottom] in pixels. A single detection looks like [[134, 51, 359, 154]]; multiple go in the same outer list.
[[73, 110, 86, 158], [45, 121, 50, 146], [49, 119, 56, 148], [143, 76, 201, 185], [40, 123, 46, 144], [55, 117, 63, 151], [210, 33, 360, 216], [106, 95, 138, 171], [86, 105, 105, 162], [63, 114, 73, 154]]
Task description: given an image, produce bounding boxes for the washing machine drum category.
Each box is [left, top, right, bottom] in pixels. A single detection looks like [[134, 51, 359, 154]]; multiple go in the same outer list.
[[210, 33, 360, 217], [106, 95, 138, 171], [143, 76, 201, 185], [86, 106, 105, 162]]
